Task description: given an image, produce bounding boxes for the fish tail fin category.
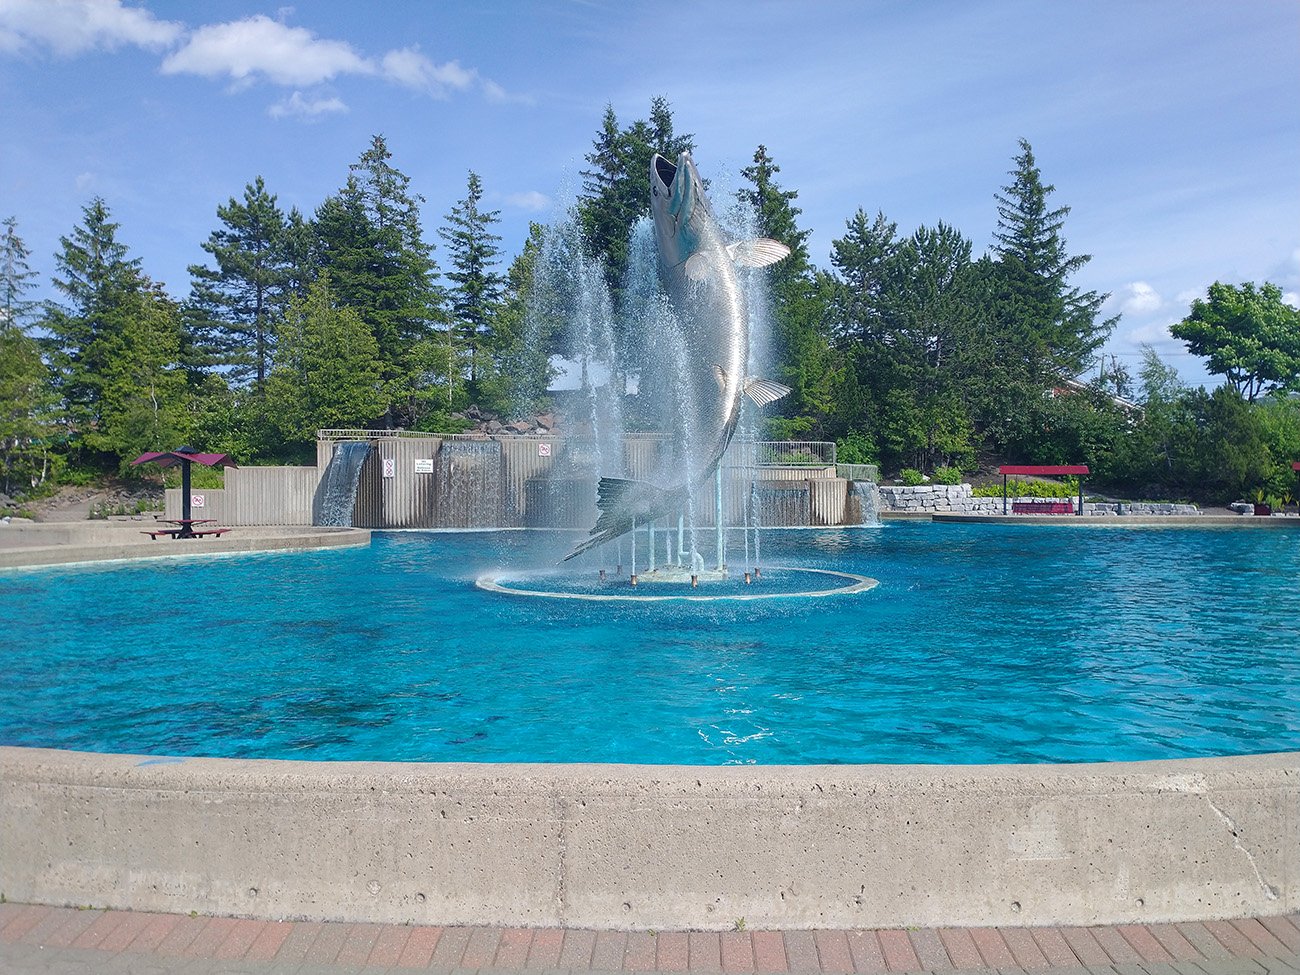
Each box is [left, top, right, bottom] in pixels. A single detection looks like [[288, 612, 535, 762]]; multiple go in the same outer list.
[[561, 477, 679, 562]]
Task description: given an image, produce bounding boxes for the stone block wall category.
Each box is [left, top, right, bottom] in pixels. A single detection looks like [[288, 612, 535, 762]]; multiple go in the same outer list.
[[878, 484, 1199, 517]]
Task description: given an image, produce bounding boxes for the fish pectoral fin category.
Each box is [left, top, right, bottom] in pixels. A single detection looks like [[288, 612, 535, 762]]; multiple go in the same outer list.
[[712, 364, 728, 392], [594, 476, 645, 513], [743, 377, 793, 407], [684, 252, 715, 282], [727, 238, 792, 268]]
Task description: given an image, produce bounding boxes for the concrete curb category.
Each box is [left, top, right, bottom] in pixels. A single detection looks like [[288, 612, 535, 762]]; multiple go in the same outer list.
[[0, 525, 370, 568], [2, 747, 1295, 932]]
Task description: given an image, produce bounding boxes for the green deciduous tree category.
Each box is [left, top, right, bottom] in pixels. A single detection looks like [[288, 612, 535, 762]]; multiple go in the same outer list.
[[1171, 281, 1300, 402]]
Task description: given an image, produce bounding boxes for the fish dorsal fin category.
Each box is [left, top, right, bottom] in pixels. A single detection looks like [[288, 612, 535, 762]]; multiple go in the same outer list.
[[727, 238, 792, 269], [712, 364, 728, 391], [743, 377, 793, 407], [684, 252, 715, 282]]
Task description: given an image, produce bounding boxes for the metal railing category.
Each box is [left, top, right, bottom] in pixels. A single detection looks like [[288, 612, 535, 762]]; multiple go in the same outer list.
[[317, 429, 836, 468], [836, 463, 880, 482]]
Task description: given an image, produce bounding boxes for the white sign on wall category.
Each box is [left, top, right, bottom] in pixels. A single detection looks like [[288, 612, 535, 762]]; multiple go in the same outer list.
[[414, 458, 435, 474], [190, 494, 205, 508], [538, 442, 551, 457], [382, 458, 396, 479]]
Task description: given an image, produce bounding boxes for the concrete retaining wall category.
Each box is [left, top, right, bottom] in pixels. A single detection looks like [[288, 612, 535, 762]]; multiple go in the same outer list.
[[1, 747, 1294, 930]]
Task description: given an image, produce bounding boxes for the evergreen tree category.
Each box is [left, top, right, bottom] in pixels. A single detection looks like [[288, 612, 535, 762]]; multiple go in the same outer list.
[[829, 209, 899, 344], [314, 135, 443, 427], [1, 216, 39, 328], [42, 198, 145, 449], [578, 97, 693, 295], [88, 281, 191, 473], [187, 176, 292, 389], [991, 139, 1115, 383], [264, 274, 384, 451], [439, 171, 505, 388], [42, 199, 190, 471], [0, 216, 55, 494], [736, 146, 836, 438]]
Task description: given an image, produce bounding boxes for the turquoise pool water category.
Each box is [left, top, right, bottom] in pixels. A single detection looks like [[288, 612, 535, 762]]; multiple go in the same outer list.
[[2, 523, 1298, 765]]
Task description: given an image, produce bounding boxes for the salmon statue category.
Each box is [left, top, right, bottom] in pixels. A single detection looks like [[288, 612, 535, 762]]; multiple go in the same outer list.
[[564, 151, 791, 561]]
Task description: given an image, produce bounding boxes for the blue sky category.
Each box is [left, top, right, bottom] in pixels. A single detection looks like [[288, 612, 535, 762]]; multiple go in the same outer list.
[[2, 0, 1298, 389]]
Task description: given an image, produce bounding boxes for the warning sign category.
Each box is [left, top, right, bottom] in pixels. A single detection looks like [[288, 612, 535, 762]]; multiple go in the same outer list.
[[382, 458, 396, 478], [538, 442, 552, 457], [191, 494, 205, 508], [414, 458, 434, 474]]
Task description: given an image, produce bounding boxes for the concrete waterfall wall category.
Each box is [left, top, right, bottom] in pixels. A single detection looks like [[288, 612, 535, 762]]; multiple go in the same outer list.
[[1, 747, 1294, 931], [166, 467, 319, 525]]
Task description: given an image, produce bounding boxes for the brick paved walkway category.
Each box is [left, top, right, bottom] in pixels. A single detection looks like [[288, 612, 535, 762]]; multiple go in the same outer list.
[[2, 903, 1298, 975]]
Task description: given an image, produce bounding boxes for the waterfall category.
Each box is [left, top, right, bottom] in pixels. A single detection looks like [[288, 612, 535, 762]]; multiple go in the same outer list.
[[317, 441, 371, 527], [436, 441, 503, 528], [849, 481, 882, 526]]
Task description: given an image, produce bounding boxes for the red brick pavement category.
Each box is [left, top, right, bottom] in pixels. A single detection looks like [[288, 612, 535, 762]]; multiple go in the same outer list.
[[2, 904, 1299, 972]]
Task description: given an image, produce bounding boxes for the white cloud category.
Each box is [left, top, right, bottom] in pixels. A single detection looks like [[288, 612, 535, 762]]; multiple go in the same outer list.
[[1175, 286, 1206, 306], [74, 171, 96, 191], [0, 0, 182, 56], [1118, 281, 1161, 316], [267, 90, 347, 120], [1123, 320, 1179, 346], [504, 191, 551, 212], [161, 15, 372, 87], [1283, 291, 1299, 310], [381, 49, 473, 94]]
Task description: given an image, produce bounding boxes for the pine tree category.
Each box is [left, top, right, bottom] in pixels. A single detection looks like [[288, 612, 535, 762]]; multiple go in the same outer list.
[[187, 176, 292, 389], [43, 198, 145, 441], [439, 171, 505, 388], [578, 97, 693, 294], [264, 273, 384, 449], [42, 199, 190, 470], [0, 216, 55, 494], [314, 135, 443, 427], [736, 146, 837, 438], [992, 139, 1114, 381]]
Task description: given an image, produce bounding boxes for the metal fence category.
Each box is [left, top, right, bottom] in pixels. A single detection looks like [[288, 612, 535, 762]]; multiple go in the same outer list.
[[317, 430, 836, 468], [836, 463, 880, 483]]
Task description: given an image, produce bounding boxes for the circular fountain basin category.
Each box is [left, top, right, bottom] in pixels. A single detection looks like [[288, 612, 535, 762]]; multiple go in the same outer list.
[[476, 565, 877, 601]]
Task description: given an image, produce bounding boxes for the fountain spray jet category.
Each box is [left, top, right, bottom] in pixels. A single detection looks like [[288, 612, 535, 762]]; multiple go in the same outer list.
[[564, 151, 791, 561]]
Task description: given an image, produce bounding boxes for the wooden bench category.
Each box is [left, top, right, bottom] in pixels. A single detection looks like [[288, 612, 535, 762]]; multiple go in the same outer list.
[[1011, 501, 1075, 515]]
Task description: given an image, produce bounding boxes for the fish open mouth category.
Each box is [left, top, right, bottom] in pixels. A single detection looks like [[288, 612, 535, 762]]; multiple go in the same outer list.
[[653, 154, 677, 191]]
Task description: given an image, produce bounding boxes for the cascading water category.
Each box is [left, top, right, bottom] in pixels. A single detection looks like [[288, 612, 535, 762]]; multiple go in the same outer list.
[[850, 480, 882, 526], [436, 441, 503, 528], [317, 441, 371, 527]]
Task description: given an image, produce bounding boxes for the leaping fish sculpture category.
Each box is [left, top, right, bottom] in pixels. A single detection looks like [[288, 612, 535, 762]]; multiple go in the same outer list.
[[564, 151, 792, 561]]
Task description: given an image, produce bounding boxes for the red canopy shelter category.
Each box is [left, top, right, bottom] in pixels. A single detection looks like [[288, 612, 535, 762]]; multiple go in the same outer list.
[[131, 447, 237, 536], [997, 464, 1089, 515]]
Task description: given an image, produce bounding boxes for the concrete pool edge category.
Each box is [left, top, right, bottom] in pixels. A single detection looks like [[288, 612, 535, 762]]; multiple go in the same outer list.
[[0, 525, 371, 568], [2, 747, 1295, 932]]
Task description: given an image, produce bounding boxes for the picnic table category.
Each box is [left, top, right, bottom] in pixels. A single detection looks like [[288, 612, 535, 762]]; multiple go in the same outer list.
[[141, 519, 231, 540]]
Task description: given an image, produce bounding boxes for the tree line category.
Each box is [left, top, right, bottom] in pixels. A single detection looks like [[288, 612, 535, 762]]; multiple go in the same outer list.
[[2, 98, 1299, 507]]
